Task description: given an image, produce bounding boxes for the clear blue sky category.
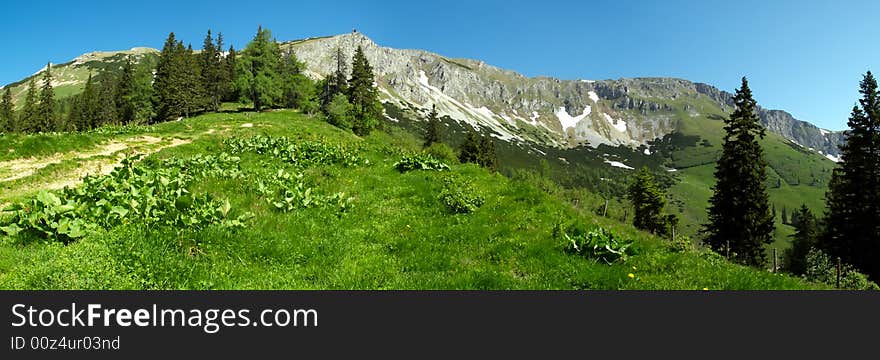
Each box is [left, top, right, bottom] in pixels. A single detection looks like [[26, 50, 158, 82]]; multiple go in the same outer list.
[[2, 0, 878, 130]]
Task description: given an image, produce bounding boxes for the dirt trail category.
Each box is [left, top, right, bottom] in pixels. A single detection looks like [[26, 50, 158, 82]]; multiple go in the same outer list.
[[0, 135, 194, 194]]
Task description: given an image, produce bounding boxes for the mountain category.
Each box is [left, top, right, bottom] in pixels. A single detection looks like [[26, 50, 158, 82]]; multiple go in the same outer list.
[[283, 32, 844, 158]]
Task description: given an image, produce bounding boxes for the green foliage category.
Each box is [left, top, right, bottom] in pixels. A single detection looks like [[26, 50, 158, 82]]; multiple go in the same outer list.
[[703, 77, 774, 267], [254, 168, 353, 213], [458, 129, 498, 170], [822, 71, 880, 280], [153, 32, 206, 120], [393, 153, 450, 172], [423, 142, 457, 164], [347, 46, 382, 136], [628, 167, 675, 236], [223, 135, 364, 168], [0, 154, 251, 244], [0, 87, 13, 132], [784, 205, 817, 275], [668, 236, 694, 253], [804, 248, 879, 290], [561, 225, 636, 264], [326, 93, 354, 130], [439, 174, 485, 214], [36, 63, 57, 132], [423, 105, 442, 147], [235, 26, 283, 111]]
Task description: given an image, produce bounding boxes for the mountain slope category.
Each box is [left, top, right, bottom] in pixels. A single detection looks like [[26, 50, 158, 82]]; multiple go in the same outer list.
[[0, 109, 823, 289], [284, 32, 844, 157]]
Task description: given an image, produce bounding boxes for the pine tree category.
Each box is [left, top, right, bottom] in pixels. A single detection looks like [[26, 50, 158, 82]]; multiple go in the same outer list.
[[423, 105, 442, 147], [458, 129, 498, 170], [629, 167, 673, 236], [478, 136, 499, 171], [201, 30, 222, 112], [235, 26, 283, 111], [20, 78, 38, 133], [781, 206, 789, 225], [785, 205, 817, 275], [222, 45, 238, 102], [36, 63, 57, 132], [279, 49, 306, 109], [347, 46, 381, 136], [822, 71, 880, 279], [703, 77, 775, 266], [458, 130, 482, 165], [95, 75, 118, 126], [0, 87, 13, 132], [116, 57, 136, 124], [181, 44, 205, 117], [77, 73, 98, 130], [153, 32, 183, 121]]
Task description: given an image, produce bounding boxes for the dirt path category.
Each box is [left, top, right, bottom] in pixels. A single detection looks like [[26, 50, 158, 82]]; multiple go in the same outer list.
[[0, 135, 197, 198]]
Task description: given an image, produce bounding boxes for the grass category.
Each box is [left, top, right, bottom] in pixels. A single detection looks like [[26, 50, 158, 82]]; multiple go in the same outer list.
[[0, 109, 824, 289]]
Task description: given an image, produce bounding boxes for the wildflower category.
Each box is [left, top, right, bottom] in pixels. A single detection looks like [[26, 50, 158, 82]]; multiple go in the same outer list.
[[632, 266, 637, 271], [627, 273, 635, 279], [702, 287, 709, 291]]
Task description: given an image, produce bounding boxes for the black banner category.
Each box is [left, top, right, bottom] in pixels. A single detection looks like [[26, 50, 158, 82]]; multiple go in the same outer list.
[[0, 291, 875, 358]]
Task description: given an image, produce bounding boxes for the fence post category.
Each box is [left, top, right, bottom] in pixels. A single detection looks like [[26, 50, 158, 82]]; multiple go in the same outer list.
[[602, 200, 608, 217], [836, 257, 842, 289], [772, 248, 777, 273]]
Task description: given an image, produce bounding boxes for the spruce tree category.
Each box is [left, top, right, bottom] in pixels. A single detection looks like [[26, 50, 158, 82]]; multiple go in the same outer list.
[[201, 30, 222, 112], [785, 205, 817, 275], [181, 44, 205, 117], [95, 75, 118, 126], [279, 50, 306, 109], [347, 46, 381, 136], [703, 77, 775, 266], [423, 104, 442, 147], [153, 32, 183, 121], [0, 87, 13, 132], [116, 57, 136, 123], [822, 71, 880, 279], [222, 45, 237, 102], [458, 130, 482, 165], [629, 167, 673, 236], [477, 136, 499, 171], [20, 78, 38, 133], [77, 73, 98, 130], [235, 26, 283, 111], [36, 63, 56, 132]]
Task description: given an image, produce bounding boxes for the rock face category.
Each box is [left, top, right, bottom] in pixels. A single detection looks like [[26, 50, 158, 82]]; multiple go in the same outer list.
[[286, 32, 844, 157]]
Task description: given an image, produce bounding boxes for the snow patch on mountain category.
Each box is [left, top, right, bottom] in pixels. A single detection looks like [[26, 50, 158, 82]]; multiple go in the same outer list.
[[825, 153, 841, 162], [603, 113, 627, 133], [556, 106, 591, 130], [588, 91, 599, 103], [604, 160, 634, 170]]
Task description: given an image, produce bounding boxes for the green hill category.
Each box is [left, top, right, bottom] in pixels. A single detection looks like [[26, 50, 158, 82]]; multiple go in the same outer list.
[[0, 109, 823, 289]]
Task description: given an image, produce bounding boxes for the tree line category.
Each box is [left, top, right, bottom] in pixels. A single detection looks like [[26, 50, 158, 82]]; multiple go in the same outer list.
[[627, 74, 880, 286], [0, 26, 382, 137]]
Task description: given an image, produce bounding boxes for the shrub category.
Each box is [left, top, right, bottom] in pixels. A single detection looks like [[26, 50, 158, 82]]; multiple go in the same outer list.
[[668, 236, 694, 253], [804, 248, 879, 290], [326, 93, 354, 130], [439, 175, 484, 214], [423, 142, 457, 164], [562, 225, 636, 264], [393, 153, 450, 172]]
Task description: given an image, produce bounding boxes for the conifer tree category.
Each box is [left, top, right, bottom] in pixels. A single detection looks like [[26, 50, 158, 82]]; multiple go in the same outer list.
[[76, 73, 98, 130], [785, 205, 817, 275], [629, 167, 674, 236], [235, 26, 282, 111], [201, 30, 222, 112], [20, 78, 38, 133], [95, 75, 118, 126], [822, 71, 880, 279], [36, 63, 56, 132], [0, 87, 13, 132], [181, 44, 205, 117], [153, 32, 183, 121], [458, 129, 498, 170], [116, 57, 136, 123], [781, 206, 789, 225], [347, 46, 381, 136], [222, 45, 237, 102], [703, 77, 775, 266], [423, 104, 442, 147]]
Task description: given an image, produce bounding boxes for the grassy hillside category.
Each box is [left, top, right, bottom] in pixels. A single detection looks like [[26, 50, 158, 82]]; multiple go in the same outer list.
[[0, 109, 823, 289]]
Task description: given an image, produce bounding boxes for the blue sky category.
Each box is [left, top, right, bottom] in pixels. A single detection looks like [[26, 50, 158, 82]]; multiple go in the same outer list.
[[2, 0, 878, 130]]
